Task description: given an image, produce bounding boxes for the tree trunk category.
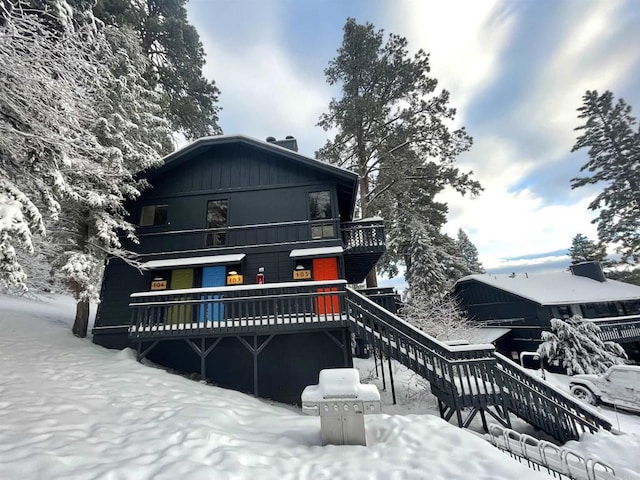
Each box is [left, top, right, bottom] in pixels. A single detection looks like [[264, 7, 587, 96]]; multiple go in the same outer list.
[[358, 157, 379, 288], [365, 268, 378, 288], [71, 279, 90, 338], [72, 298, 90, 338]]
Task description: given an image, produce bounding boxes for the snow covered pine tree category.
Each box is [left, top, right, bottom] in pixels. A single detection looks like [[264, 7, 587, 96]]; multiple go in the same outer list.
[[537, 315, 627, 375], [0, 2, 172, 336]]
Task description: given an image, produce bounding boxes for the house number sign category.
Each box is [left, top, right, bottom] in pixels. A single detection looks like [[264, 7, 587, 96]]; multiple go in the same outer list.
[[227, 274, 244, 285], [293, 269, 311, 280], [151, 279, 167, 290]]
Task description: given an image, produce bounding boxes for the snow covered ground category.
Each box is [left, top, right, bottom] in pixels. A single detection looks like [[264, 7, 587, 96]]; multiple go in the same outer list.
[[1, 293, 639, 479]]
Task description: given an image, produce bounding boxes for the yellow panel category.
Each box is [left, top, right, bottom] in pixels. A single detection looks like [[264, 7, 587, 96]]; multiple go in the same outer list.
[[168, 269, 193, 324]]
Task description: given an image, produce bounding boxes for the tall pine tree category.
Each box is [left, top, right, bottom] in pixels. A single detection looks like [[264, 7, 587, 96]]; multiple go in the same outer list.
[[317, 18, 481, 294], [94, 0, 221, 139], [571, 90, 640, 262]]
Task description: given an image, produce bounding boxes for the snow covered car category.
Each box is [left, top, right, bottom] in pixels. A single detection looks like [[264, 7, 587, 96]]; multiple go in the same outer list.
[[569, 365, 640, 413]]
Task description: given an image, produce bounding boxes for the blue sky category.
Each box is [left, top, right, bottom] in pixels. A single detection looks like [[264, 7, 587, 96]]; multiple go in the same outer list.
[[186, 0, 640, 275]]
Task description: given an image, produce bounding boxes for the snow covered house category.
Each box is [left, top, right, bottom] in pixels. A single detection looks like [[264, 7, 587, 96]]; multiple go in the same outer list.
[[92, 135, 385, 403], [454, 262, 640, 361]]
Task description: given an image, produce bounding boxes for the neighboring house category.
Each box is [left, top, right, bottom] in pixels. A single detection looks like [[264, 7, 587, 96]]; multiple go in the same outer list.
[[453, 262, 640, 362], [92, 135, 385, 403]]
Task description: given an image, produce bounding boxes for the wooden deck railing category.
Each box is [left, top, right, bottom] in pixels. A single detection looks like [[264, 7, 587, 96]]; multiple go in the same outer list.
[[129, 280, 348, 338], [135, 218, 385, 255], [127, 282, 614, 443], [135, 218, 342, 253], [595, 318, 640, 343], [341, 219, 385, 254], [345, 288, 505, 409]]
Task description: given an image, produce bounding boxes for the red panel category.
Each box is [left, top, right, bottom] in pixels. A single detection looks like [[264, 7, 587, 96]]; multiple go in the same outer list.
[[313, 257, 340, 315], [312, 257, 339, 281]]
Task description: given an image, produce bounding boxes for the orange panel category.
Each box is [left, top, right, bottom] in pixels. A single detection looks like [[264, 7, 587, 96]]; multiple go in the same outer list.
[[313, 257, 340, 315]]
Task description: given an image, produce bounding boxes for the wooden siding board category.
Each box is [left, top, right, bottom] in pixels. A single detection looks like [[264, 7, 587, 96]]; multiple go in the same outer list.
[[457, 281, 542, 326]]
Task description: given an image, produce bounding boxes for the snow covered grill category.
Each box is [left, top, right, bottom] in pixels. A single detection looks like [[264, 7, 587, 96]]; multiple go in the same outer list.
[[301, 368, 380, 446]]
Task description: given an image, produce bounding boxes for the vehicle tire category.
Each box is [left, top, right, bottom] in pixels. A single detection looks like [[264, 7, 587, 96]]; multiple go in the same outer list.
[[570, 385, 597, 405]]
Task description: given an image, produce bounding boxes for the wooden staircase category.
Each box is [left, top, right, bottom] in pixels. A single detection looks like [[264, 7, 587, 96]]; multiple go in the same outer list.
[[345, 288, 613, 444]]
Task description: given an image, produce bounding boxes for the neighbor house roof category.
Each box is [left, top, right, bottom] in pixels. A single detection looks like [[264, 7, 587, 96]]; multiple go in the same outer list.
[[456, 272, 640, 305]]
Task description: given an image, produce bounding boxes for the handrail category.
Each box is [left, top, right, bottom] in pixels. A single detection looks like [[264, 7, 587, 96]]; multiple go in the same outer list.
[[344, 287, 612, 443], [130, 280, 347, 298], [595, 318, 640, 343], [345, 287, 504, 410], [493, 353, 612, 443], [129, 281, 348, 338]]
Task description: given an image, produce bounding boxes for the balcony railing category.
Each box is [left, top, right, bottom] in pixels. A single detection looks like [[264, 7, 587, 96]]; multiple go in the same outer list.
[[341, 219, 385, 254], [594, 317, 640, 343], [128, 280, 348, 339], [134, 218, 385, 256]]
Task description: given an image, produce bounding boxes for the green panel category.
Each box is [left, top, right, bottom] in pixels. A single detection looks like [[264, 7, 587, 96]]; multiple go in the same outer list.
[[170, 268, 194, 289], [168, 269, 194, 324]]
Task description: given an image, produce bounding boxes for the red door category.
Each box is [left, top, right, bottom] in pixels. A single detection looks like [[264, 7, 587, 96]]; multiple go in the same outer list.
[[313, 257, 340, 315]]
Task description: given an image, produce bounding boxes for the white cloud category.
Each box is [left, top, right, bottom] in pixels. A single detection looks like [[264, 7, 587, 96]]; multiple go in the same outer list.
[[383, 0, 516, 125], [189, 3, 333, 157], [508, 0, 637, 163], [444, 185, 599, 269], [414, 0, 639, 271]]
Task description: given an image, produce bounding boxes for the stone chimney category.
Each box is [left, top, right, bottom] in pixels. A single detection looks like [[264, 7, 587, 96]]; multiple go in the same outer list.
[[570, 261, 606, 282]]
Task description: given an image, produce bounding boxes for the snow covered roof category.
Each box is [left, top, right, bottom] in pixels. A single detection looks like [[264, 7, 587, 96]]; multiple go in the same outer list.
[[467, 328, 512, 344], [289, 246, 344, 258], [141, 254, 245, 269], [457, 272, 640, 305]]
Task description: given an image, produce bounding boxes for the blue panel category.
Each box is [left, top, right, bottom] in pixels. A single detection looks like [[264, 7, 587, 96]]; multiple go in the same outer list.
[[200, 266, 226, 322]]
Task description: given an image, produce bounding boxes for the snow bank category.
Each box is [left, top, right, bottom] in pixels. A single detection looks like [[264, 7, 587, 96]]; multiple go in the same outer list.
[[2, 293, 637, 479]]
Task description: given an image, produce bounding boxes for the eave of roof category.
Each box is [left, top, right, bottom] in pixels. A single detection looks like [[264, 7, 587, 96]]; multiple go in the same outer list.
[[456, 272, 640, 305]]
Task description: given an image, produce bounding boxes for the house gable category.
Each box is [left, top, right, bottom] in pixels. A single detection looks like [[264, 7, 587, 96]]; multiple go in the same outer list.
[[144, 136, 357, 222]]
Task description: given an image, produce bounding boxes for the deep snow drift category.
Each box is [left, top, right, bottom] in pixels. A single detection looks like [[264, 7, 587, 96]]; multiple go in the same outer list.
[[0, 293, 638, 479]]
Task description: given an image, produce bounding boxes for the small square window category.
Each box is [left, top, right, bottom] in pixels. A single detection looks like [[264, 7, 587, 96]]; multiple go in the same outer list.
[[140, 205, 168, 226], [311, 223, 335, 239], [205, 232, 227, 246], [309, 191, 332, 220]]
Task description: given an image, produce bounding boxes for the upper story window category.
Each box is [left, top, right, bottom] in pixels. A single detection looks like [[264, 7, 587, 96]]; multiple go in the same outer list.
[[206, 199, 228, 246], [309, 191, 335, 239], [309, 191, 332, 220], [140, 205, 169, 226]]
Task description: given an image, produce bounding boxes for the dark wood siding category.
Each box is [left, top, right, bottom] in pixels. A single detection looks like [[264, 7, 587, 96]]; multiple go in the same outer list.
[[142, 329, 350, 404], [95, 258, 150, 328], [95, 141, 347, 350], [147, 144, 337, 197], [455, 280, 541, 326]]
